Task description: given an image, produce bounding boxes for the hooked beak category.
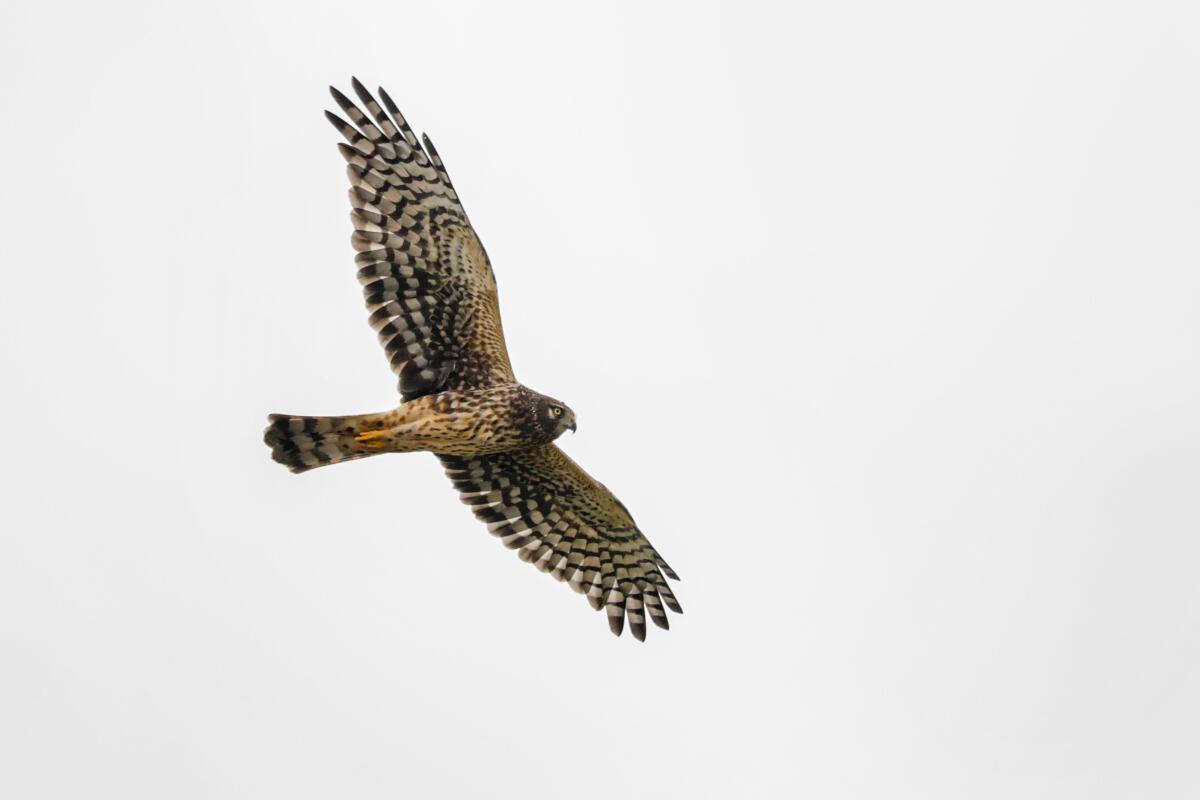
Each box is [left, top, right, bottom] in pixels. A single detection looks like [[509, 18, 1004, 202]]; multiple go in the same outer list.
[[567, 420, 577, 433]]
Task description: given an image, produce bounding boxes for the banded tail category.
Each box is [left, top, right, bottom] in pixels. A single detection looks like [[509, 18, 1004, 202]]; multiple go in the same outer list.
[[264, 412, 394, 473]]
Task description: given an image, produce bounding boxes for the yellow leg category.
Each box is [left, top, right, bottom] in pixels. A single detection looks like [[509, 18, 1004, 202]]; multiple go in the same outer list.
[[354, 429, 390, 450]]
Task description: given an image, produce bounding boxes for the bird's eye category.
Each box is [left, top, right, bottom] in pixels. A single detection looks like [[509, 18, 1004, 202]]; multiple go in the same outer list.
[[552, 406, 563, 417]]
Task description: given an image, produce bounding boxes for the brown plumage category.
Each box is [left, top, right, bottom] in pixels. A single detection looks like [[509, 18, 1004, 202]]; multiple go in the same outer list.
[[264, 78, 681, 641]]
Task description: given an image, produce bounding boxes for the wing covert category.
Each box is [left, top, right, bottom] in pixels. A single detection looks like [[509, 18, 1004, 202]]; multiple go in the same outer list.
[[440, 445, 682, 641]]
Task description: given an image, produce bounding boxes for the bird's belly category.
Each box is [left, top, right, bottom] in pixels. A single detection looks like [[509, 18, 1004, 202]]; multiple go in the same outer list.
[[418, 413, 522, 456], [357, 395, 522, 456]]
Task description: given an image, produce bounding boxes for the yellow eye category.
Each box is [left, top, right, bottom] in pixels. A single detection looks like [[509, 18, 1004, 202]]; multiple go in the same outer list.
[[552, 406, 563, 417]]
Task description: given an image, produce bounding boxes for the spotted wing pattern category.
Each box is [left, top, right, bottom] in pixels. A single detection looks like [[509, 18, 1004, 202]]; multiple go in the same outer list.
[[326, 79, 515, 400], [440, 445, 682, 640]]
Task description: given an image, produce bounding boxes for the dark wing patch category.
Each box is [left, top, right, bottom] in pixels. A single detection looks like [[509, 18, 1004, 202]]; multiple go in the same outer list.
[[440, 445, 681, 641], [327, 79, 515, 400]]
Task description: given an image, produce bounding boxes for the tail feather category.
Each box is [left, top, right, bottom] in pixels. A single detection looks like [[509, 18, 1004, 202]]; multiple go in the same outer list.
[[264, 413, 389, 473]]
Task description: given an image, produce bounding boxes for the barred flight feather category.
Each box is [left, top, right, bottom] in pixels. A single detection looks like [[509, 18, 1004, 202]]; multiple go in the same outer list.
[[325, 81, 513, 401], [441, 444, 681, 640]]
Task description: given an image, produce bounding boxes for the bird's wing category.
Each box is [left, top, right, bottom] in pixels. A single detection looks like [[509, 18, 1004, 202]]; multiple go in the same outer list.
[[326, 79, 516, 400], [440, 444, 682, 640]]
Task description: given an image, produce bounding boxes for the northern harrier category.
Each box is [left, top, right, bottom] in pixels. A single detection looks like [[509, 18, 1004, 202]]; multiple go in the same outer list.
[[264, 79, 681, 640]]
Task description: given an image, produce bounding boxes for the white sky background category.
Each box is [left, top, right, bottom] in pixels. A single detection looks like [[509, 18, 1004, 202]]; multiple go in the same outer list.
[[2, 1, 1199, 797]]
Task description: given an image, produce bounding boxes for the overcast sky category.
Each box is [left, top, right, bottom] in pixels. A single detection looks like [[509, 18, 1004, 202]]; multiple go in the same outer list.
[[3, 1, 1199, 798]]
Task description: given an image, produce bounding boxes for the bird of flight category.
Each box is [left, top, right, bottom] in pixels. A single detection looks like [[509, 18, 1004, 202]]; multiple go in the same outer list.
[[264, 79, 681, 640]]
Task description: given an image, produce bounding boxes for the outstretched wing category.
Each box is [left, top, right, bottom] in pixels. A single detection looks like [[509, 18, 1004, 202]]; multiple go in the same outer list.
[[326, 79, 515, 400], [440, 445, 682, 641]]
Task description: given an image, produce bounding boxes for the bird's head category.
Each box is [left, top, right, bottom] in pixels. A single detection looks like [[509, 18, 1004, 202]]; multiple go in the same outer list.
[[536, 395, 577, 440]]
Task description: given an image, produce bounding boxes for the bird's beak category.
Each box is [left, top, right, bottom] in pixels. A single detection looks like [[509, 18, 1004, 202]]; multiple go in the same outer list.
[[567, 420, 577, 433]]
